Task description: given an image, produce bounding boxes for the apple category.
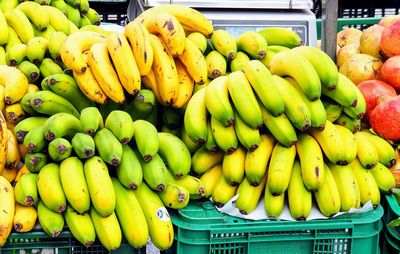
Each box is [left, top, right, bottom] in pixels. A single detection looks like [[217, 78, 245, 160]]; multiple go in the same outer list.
[[381, 20, 400, 57], [381, 55, 400, 90], [357, 80, 397, 118], [370, 95, 400, 141]]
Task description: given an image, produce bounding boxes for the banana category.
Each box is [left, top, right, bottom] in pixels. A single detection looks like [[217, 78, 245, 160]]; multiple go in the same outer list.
[[244, 134, 275, 186], [267, 142, 296, 195], [14, 164, 30, 184], [335, 124, 358, 164], [90, 208, 122, 251], [149, 34, 178, 105], [0, 176, 14, 246], [187, 32, 208, 54], [285, 77, 327, 130], [358, 131, 396, 167], [212, 173, 238, 208], [43, 73, 96, 111], [0, 10, 8, 45], [264, 181, 285, 218], [370, 162, 396, 193], [94, 128, 123, 166], [50, 0, 68, 15], [84, 8, 100, 26], [234, 109, 260, 152], [131, 119, 159, 162], [328, 162, 360, 211], [205, 76, 234, 127], [104, 110, 134, 144], [111, 178, 148, 248], [24, 152, 47, 173], [135, 182, 173, 250], [178, 38, 208, 85], [115, 144, 142, 190], [180, 123, 200, 154], [43, 112, 81, 141], [211, 29, 237, 60], [87, 42, 126, 103], [65, 0, 80, 8], [79, 24, 110, 35], [323, 99, 343, 122], [314, 164, 341, 217], [37, 200, 64, 237], [124, 89, 156, 121], [14, 172, 38, 206], [157, 182, 190, 209], [321, 73, 358, 107], [68, 20, 79, 34], [80, 107, 104, 136], [64, 206, 95, 247], [61, 31, 107, 73], [343, 86, 366, 119], [23, 126, 45, 153], [0, 166, 17, 183], [13, 203, 37, 233], [124, 20, 153, 76], [60, 157, 90, 214], [84, 156, 115, 217], [354, 131, 379, 169], [222, 146, 246, 186], [71, 133, 95, 160], [161, 106, 181, 130], [5, 129, 19, 169], [205, 119, 219, 153], [200, 164, 222, 198], [0, 111, 6, 173], [258, 27, 302, 48], [34, 0, 51, 5], [27, 84, 39, 93], [291, 46, 338, 90], [243, 60, 285, 117], [0, 46, 5, 65], [25, 37, 48, 65], [18, 61, 40, 83], [48, 137, 72, 162], [335, 112, 361, 133], [79, 15, 91, 28], [17, 1, 49, 32], [5, 103, 25, 124], [296, 133, 325, 191], [258, 101, 297, 147], [79, 0, 89, 13], [33, 24, 55, 41], [350, 159, 380, 206], [39, 58, 63, 78], [191, 146, 224, 175], [107, 32, 141, 96], [236, 31, 268, 59], [5, 43, 27, 67], [5, 9, 34, 44], [158, 132, 191, 179], [228, 71, 263, 129], [273, 75, 312, 131], [65, 2, 81, 28], [211, 116, 238, 154], [236, 171, 267, 215], [5, 26, 21, 52], [183, 87, 207, 145], [230, 51, 250, 72], [41, 5, 70, 35], [269, 50, 321, 101], [288, 160, 312, 220], [205, 50, 226, 79], [141, 68, 163, 104], [138, 152, 169, 192], [37, 163, 67, 213]]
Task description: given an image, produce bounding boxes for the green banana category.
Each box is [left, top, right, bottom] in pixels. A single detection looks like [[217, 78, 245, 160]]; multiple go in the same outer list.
[[42, 5, 70, 35], [28, 90, 80, 117], [48, 138, 72, 162], [14, 173, 38, 206], [191, 146, 224, 175], [80, 107, 104, 136], [139, 152, 169, 192], [33, 24, 56, 40], [210, 116, 238, 154], [354, 132, 379, 169], [205, 50, 227, 79], [230, 51, 250, 72], [370, 162, 396, 193], [180, 125, 200, 154], [5, 26, 22, 52], [105, 110, 134, 144], [321, 73, 358, 107], [183, 87, 207, 145], [343, 85, 367, 119], [16, 1, 49, 31], [14, 117, 47, 143], [65, 2, 81, 27], [37, 200, 64, 237], [234, 109, 260, 152], [123, 89, 156, 121], [323, 99, 343, 122], [236, 31, 268, 59], [132, 119, 159, 162], [79, 0, 89, 14], [26, 37, 48, 65], [84, 8, 101, 26], [334, 112, 361, 133], [79, 14, 92, 28], [90, 208, 122, 251], [116, 144, 143, 190], [23, 125, 46, 153], [64, 205, 96, 247], [161, 107, 182, 130], [49, 31, 68, 61], [39, 58, 63, 78], [84, 156, 116, 217], [258, 27, 302, 48], [24, 152, 48, 173], [37, 163, 67, 213], [71, 133, 95, 159], [171, 174, 206, 200], [94, 128, 123, 166], [288, 160, 312, 220], [5, 43, 27, 66], [204, 119, 219, 153], [17, 60, 40, 83], [43, 112, 81, 141], [157, 183, 190, 210]]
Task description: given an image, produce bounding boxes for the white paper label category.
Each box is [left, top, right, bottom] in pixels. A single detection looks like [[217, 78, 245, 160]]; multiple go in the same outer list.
[[156, 207, 170, 222]]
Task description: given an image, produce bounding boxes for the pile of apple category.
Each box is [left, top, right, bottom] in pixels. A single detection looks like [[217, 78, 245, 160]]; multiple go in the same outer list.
[[335, 16, 400, 142]]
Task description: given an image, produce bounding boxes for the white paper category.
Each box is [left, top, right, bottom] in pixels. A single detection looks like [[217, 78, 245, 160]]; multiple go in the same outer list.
[[213, 195, 374, 221], [99, 23, 125, 33]]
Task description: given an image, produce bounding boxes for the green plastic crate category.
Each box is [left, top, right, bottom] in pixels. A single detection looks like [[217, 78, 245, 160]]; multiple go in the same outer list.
[[381, 194, 400, 254], [168, 200, 383, 254], [316, 17, 382, 39], [0, 229, 145, 254]]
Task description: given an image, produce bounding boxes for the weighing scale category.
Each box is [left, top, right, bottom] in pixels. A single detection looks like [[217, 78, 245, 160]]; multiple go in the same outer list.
[[127, 0, 318, 47]]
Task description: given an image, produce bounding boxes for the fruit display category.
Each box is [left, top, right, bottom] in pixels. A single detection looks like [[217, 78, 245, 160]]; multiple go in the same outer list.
[[0, 2, 399, 253]]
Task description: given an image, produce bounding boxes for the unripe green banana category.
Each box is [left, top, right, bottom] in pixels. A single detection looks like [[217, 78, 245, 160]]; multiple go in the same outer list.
[[161, 107, 181, 130], [267, 142, 296, 195], [79, 0, 89, 14], [37, 163, 67, 213], [17, 60, 40, 83], [65, 2, 81, 27], [321, 74, 358, 107], [370, 162, 396, 193], [14, 173, 38, 206], [258, 27, 302, 48], [314, 164, 341, 217], [39, 58, 63, 78], [43, 112, 81, 141], [80, 107, 104, 136], [210, 116, 238, 154], [204, 119, 219, 153], [123, 89, 156, 121], [343, 85, 367, 119], [105, 110, 134, 144], [23, 125, 46, 153], [26, 37, 48, 65], [132, 119, 159, 162], [64, 205, 95, 247], [48, 138, 72, 162], [60, 157, 90, 214], [222, 146, 246, 186], [183, 87, 207, 145], [33, 24, 56, 40], [20, 93, 40, 116], [171, 174, 206, 200], [230, 51, 250, 72], [37, 200, 64, 237], [79, 14, 91, 28], [236, 172, 267, 215], [71, 133, 95, 159], [212, 173, 237, 208], [50, 0, 68, 15], [233, 110, 261, 152], [288, 160, 312, 220], [25, 152, 48, 173], [116, 144, 143, 190], [34, 0, 51, 5], [84, 156, 116, 217], [111, 178, 148, 248], [264, 181, 285, 218], [358, 131, 396, 167], [334, 113, 361, 133], [323, 99, 343, 123], [90, 208, 122, 251], [139, 152, 169, 192], [354, 131, 379, 169], [236, 31, 268, 59], [29, 91, 80, 117], [180, 125, 200, 154], [14, 117, 47, 143], [211, 29, 237, 60], [191, 146, 224, 175], [187, 32, 207, 54], [206, 50, 227, 79], [94, 128, 123, 166], [157, 183, 190, 209], [5, 43, 27, 66], [84, 8, 100, 26]]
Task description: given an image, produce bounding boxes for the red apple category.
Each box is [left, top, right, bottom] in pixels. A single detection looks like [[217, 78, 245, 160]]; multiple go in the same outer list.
[[381, 20, 400, 57], [381, 55, 400, 90], [357, 80, 397, 118], [379, 15, 400, 27], [370, 95, 400, 141]]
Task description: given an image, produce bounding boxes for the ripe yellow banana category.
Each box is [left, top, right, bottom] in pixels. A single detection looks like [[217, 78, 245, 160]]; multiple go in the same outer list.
[[0, 46, 5, 65], [314, 164, 341, 217], [178, 38, 207, 85], [230, 51, 250, 72], [236, 172, 267, 215], [0, 176, 14, 246], [200, 164, 223, 198], [288, 160, 312, 220], [236, 31, 268, 59], [183, 87, 207, 145], [335, 124, 358, 164], [5, 9, 34, 44], [350, 159, 380, 206], [234, 109, 260, 152], [13, 203, 37, 233], [0, 66, 29, 105], [5, 43, 27, 67], [206, 50, 227, 79], [26, 37, 49, 65], [211, 29, 237, 60], [354, 131, 379, 169], [222, 146, 246, 186], [16, 1, 49, 32], [358, 131, 396, 167], [0, 10, 8, 45], [0, 111, 7, 173], [264, 181, 285, 218], [41, 5, 70, 35], [5, 129, 20, 170], [191, 146, 224, 175], [187, 32, 208, 54], [212, 173, 238, 208], [157, 183, 190, 210], [173, 59, 194, 108], [370, 162, 396, 193], [73, 68, 108, 104], [64, 205, 96, 247], [90, 209, 122, 251]]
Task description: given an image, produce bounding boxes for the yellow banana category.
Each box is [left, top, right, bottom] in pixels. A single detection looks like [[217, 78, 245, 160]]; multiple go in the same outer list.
[[230, 51, 250, 72], [212, 173, 238, 208], [172, 58, 194, 109], [358, 131, 396, 167], [236, 31, 268, 59], [178, 38, 207, 85], [0, 111, 7, 173], [90, 209, 122, 251], [183, 87, 207, 145], [0, 66, 29, 105], [234, 109, 260, 152], [73, 68, 108, 104], [141, 68, 163, 105], [354, 131, 379, 169], [335, 124, 358, 165], [222, 146, 246, 186], [200, 164, 223, 198], [5, 103, 25, 124], [64, 205, 96, 247], [5, 43, 27, 67], [13, 203, 37, 233], [16, 1, 49, 32], [187, 32, 208, 54], [37, 200, 64, 237], [0, 46, 5, 65], [5, 9, 34, 44], [0, 10, 7, 45], [258, 27, 302, 48], [211, 29, 237, 60], [41, 5, 70, 35], [314, 164, 341, 217], [236, 172, 267, 215], [157, 183, 190, 210], [206, 50, 227, 79], [210, 116, 238, 154], [5, 129, 20, 170], [26, 37, 49, 65], [370, 162, 396, 193], [5, 26, 21, 52], [288, 160, 312, 220], [0, 176, 15, 246], [191, 146, 224, 175], [350, 159, 380, 206], [264, 181, 285, 218]]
